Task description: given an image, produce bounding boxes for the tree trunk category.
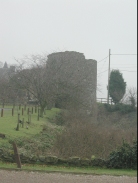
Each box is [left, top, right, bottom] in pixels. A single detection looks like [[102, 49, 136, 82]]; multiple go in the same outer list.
[[40, 107, 45, 117]]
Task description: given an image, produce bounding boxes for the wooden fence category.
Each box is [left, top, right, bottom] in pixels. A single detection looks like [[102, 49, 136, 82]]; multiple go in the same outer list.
[[97, 98, 113, 105], [0, 105, 39, 118]]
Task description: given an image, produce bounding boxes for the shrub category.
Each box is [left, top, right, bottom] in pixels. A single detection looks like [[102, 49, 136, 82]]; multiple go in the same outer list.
[[91, 158, 106, 167], [1, 150, 15, 163], [80, 158, 90, 166], [107, 141, 137, 169], [45, 156, 58, 164], [119, 104, 136, 114], [104, 103, 136, 114], [58, 158, 68, 165], [52, 119, 137, 159], [20, 153, 30, 163], [49, 111, 66, 126], [68, 156, 80, 166], [38, 156, 45, 162], [29, 155, 38, 163], [0, 149, 3, 155]]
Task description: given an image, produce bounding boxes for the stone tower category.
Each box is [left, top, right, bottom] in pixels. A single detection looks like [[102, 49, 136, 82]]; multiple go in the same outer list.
[[46, 51, 97, 118]]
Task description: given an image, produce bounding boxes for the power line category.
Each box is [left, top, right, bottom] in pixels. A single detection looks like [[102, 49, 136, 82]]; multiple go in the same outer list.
[[110, 67, 137, 72], [98, 67, 137, 71], [111, 54, 137, 55], [111, 64, 137, 65], [97, 69, 108, 75], [100, 60, 107, 70], [111, 66, 137, 68], [119, 70, 137, 72], [98, 56, 108, 63], [97, 54, 137, 63], [97, 68, 137, 75]]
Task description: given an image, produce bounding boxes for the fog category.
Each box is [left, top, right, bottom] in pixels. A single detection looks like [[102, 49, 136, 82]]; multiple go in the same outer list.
[[0, 0, 137, 98]]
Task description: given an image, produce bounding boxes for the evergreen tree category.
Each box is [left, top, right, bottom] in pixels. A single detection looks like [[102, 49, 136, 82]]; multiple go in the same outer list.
[[109, 70, 126, 104]]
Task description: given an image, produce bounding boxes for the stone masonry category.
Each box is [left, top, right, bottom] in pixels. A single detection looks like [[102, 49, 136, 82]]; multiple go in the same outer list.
[[46, 51, 97, 117]]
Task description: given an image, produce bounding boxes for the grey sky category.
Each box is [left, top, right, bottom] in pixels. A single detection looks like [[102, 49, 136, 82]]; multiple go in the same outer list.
[[0, 0, 137, 98]]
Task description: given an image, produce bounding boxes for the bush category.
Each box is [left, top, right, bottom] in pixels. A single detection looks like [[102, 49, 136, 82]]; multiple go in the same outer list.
[[68, 157, 80, 166], [107, 141, 137, 169], [104, 103, 136, 114], [58, 158, 68, 165], [20, 153, 30, 163], [119, 104, 136, 114], [49, 111, 66, 126], [29, 155, 38, 163], [45, 156, 58, 164], [54, 112, 66, 126], [1, 150, 15, 163], [38, 156, 45, 162], [80, 158, 90, 166], [91, 158, 106, 167]]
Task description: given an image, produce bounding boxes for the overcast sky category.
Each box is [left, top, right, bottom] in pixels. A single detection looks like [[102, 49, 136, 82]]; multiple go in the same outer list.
[[0, 0, 137, 98]]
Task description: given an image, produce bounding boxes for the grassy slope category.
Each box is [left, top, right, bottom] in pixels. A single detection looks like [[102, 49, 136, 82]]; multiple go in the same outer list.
[[0, 106, 60, 147]]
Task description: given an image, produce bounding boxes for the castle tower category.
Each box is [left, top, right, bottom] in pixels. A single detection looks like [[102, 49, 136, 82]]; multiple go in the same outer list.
[[46, 51, 97, 119]]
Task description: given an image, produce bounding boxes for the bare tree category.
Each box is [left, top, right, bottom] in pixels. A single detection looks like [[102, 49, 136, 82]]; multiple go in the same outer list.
[[0, 77, 9, 107], [10, 55, 48, 117], [121, 87, 137, 108], [10, 52, 97, 119]]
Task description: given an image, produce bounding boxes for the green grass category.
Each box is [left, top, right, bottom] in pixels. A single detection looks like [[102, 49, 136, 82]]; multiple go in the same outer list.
[[0, 105, 60, 147], [0, 161, 137, 176]]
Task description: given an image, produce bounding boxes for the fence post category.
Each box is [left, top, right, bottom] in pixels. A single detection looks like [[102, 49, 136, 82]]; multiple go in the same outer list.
[[16, 113, 20, 131], [22, 118, 24, 128], [12, 142, 21, 168], [12, 108, 14, 116], [29, 111, 31, 123], [1, 109, 3, 117], [22, 108, 24, 116], [27, 108, 29, 115], [37, 109, 40, 121]]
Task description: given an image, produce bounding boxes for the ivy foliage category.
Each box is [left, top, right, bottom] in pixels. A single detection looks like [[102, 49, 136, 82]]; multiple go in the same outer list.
[[107, 141, 137, 169]]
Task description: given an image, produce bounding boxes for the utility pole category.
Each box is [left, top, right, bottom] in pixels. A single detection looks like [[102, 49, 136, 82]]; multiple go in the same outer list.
[[107, 49, 111, 104]]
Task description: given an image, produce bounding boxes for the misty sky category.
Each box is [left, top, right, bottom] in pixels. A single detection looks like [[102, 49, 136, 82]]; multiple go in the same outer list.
[[0, 0, 137, 98]]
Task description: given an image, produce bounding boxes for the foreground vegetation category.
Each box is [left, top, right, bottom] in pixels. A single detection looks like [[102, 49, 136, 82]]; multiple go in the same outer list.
[[0, 106, 61, 153], [0, 161, 137, 177], [0, 104, 137, 170]]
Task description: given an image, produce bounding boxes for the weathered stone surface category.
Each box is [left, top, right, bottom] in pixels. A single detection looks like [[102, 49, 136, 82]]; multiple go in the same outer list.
[[46, 51, 97, 119]]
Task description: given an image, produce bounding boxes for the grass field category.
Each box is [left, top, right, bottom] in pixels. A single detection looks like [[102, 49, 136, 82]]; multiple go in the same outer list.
[[0, 105, 60, 147]]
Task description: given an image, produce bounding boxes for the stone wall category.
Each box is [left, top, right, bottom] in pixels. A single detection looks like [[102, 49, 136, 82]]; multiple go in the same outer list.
[[46, 51, 97, 117]]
